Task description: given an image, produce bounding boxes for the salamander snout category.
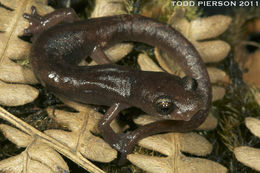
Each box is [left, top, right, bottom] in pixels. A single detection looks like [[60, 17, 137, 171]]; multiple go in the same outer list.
[[173, 96, 203, 121]]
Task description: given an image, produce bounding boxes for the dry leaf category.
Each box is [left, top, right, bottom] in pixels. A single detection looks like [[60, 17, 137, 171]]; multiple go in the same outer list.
[[0, 124, 69, 173], [0, 0, 54, 106], [128, 133, 227, 173], [234, 146, 260, 172], [138, 53, 163, 72], [0, 0, 52, 83], [91, 0, 127, 17], [194, 40, 230, 63], [207, 67, 230, 85], [245, 117, 260, 139], [45, 100, 117, 163], [189, 15, 232, 41], [207, 67, 230, 102], [0, 106, 105, 173], [169, 14, 231, 62], [90, 0, 133, 63], [168, 14, 231, 63], [154, 48, 184, 76], [105, 43, 134, 62], [196, 112, 218, 130], [0, 80, 39, 106], [212, 86, 226, 102], [234, 117, 260, 171]]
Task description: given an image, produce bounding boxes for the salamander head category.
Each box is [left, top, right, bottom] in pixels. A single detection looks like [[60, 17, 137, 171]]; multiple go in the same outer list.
[[137, 74, 203, 121]]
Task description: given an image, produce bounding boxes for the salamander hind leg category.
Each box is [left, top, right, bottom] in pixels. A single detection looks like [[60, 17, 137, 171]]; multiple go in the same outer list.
[[90, 46, 112, 64], [23, 6, 79, 36]]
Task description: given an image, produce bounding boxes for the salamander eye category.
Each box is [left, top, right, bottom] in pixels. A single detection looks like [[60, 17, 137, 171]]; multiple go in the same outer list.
[[154, 96, 174, 115]]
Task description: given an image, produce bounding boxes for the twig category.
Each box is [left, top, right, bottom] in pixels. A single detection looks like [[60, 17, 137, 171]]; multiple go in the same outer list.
[[0, 106, 105, 173], [242, 41, 260, 49]]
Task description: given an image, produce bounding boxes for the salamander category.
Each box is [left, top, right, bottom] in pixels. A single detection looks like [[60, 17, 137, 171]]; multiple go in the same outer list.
[[23, 6, 212, 165]]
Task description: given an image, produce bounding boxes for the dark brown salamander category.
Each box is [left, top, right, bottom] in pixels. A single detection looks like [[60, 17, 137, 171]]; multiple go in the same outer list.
[[23, 6, 212, 165]]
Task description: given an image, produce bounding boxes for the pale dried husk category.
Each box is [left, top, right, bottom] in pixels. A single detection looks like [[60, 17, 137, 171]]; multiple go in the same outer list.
[[128, 132, 227, 173], [45, 100, 117, 163], [0, 105, 105, 173], [0, 124, 69, 173], [0, 0, 52, 84], [0, 0, 54, 106], [234, 117, 260, 171]]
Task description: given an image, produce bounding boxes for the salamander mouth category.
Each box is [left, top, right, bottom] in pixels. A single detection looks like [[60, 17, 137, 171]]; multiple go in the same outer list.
[[157, 103, 202, 121], [171, 111, 197, 121]]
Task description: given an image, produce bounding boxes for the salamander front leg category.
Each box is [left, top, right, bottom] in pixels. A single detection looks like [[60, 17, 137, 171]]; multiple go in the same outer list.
[[115, 110, 207, 165], [23, 6, 79, 36], [98, 103, 129, 150]]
